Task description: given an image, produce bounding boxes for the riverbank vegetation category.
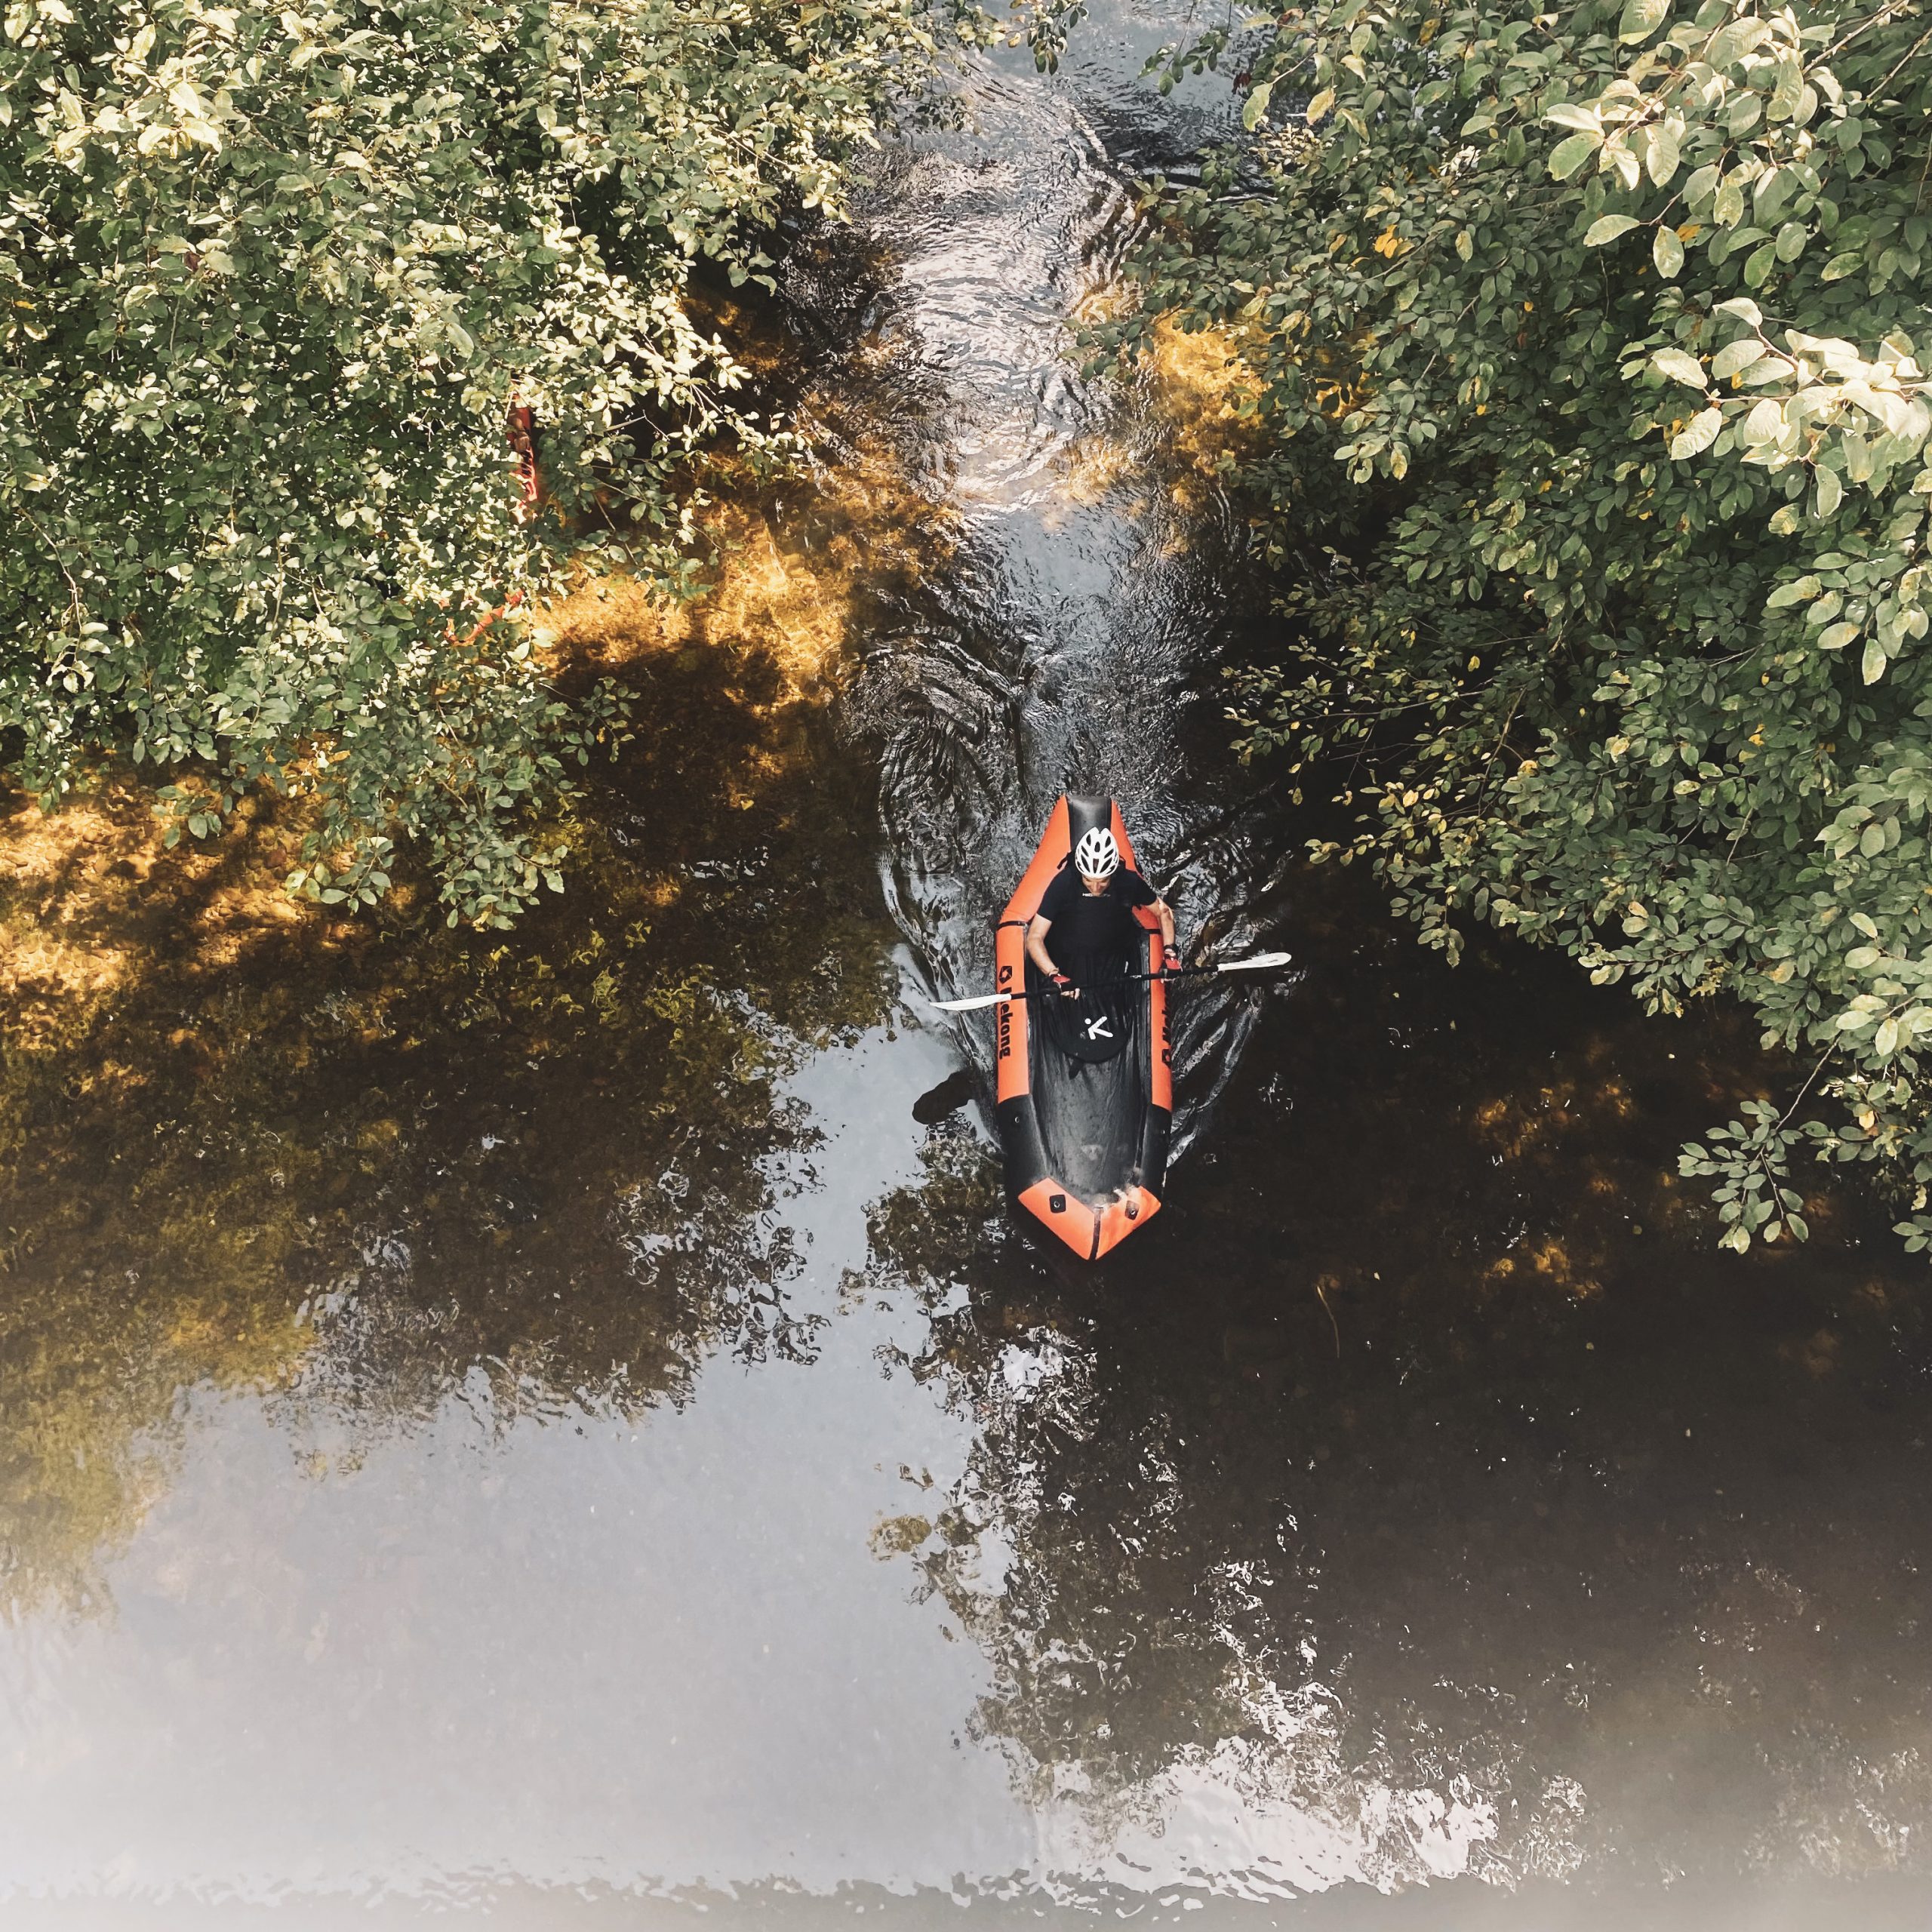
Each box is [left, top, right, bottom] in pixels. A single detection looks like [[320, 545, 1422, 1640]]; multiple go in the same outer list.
[[1104, 0, 1932, 1251], [2, 0, 945, 927]]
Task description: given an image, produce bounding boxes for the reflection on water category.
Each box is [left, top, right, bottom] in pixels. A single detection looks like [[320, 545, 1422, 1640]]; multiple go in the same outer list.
[[859, 903, 1932, 1900], [5, 0, 1932, 1921], [0, 660, 894, 1621]]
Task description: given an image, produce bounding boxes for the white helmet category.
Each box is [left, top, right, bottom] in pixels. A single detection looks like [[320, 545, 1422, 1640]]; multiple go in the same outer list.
[[1075, 826, 1120, 878]]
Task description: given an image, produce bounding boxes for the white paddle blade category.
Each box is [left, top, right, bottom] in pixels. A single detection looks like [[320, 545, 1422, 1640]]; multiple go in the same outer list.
[[928, 989, 1017, 1014], [1215, 950, 1293, 973]]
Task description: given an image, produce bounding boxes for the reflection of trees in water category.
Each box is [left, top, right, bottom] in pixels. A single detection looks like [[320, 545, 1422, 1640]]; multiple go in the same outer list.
[[0, 653, 894, 1618], [863, 1131, 1331, 1850], [860, 919, 1932, 1887]]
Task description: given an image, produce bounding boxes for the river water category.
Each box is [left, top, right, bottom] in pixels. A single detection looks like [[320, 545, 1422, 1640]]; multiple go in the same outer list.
[[7, 6, 1932, 1927]]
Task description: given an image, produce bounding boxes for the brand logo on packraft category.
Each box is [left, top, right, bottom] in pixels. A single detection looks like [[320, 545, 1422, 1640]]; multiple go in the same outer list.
[[1083, 1014, 1112, 1042]]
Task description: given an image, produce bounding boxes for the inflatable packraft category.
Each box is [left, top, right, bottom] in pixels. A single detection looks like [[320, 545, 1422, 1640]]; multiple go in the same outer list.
[[995, 796, 1172, 1258]]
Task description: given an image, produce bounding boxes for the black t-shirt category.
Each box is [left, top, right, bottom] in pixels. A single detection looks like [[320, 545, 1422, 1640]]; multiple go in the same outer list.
[[1036, 864, 1157, 984]]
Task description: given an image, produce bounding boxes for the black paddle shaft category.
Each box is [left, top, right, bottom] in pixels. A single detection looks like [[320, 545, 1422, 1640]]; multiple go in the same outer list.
[[1004, 961, 1260, 1003]]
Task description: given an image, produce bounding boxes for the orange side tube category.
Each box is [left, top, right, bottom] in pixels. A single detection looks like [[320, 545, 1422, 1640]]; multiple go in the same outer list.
[[995, 797, 1069, 1109], [1128, 838, 1174, 1118]]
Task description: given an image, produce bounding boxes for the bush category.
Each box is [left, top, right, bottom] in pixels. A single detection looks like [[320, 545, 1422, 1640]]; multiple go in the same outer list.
[[1105, 0, 1932, 1250], [2, 0, 937, 921]]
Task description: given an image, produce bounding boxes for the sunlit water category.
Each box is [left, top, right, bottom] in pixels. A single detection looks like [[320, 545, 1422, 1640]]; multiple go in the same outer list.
[[7, 7, 1932, 1928]]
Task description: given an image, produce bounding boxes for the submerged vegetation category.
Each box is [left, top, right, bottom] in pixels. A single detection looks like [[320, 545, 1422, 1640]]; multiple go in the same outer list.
[[1104, 0, 1932, 1251], [2, 0, 944, 924]]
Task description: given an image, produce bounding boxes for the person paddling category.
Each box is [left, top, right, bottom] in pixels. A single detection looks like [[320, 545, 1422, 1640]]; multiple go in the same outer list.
[[1024, 826, 1180, 998]]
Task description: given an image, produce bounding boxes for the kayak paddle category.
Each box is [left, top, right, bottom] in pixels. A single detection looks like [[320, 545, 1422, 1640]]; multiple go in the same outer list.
[[928, 951, 1293, 1014]]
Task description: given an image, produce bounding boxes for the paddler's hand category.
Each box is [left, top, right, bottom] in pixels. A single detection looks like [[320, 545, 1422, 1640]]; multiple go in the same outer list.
[[1051, 972, 1078, 1000], [1164, 945, 1185, 972]]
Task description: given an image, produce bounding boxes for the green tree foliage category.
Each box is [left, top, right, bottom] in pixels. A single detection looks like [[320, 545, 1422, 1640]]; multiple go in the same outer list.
[[2, 0, 936, 923], [1106, 0, 1932, 1251]]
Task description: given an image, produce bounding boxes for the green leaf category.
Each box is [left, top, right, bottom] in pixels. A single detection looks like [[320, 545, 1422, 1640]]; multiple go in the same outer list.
[[1549, 132, 1600, 180], [1645, 120, 1680, 186], [1305, 86, 1334, 124], [1241, 79, 1274, 131], [1652, 346, 1704, 387], [1711, 338, 1761, 380], [1618, 0, 1669, 42], [1669, 406, 1723, 458], [1769, 52, 1803, 122], [1091, 0, 1932, 1269]]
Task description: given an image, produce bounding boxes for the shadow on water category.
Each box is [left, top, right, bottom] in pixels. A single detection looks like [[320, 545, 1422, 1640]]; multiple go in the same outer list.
[[4, 0, 1932, 1917]]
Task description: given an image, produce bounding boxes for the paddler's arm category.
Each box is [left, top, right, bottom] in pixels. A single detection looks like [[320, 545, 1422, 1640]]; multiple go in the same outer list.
[[1152, 897, 1180, 964], [1025, 915, 1076, 995]]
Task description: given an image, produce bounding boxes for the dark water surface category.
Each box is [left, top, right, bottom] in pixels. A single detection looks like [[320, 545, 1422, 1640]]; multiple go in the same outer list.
[[7, 7, 1932, 1926]]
